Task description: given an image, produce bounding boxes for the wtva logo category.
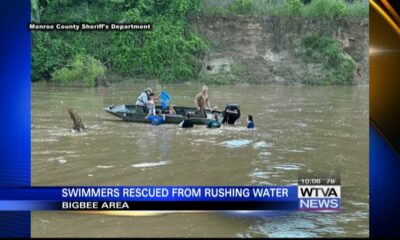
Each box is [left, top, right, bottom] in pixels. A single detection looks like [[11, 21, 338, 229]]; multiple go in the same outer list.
[[298, 185, 341, 211], [298, 186, 340, 198]]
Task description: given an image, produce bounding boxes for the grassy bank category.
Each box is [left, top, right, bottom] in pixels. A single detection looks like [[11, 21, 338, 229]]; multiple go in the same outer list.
[[199, 0, 368, 18]]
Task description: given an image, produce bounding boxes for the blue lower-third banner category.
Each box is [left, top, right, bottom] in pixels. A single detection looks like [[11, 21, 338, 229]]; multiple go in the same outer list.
[[0, 186, 340, 211]]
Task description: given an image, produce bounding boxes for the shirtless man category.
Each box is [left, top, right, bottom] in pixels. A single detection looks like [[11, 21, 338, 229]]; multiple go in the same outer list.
[[194, 85, 211, 118]]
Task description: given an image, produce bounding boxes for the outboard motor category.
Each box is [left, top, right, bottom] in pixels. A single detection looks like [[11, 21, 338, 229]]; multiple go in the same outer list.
[[222, 104, 241, 124]]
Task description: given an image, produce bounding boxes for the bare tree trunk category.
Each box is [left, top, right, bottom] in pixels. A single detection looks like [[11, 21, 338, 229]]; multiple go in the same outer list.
[[68, 108, 85, 131]]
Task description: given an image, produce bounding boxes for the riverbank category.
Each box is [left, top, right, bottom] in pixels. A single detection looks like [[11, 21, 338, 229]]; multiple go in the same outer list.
[[31, 0, 368, 87], [35, 13, 369, 87], [194, 15, 368, 85]]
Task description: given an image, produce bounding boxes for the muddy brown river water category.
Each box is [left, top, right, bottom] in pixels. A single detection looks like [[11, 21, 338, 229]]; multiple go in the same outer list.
[[31, 82, 369, 237]]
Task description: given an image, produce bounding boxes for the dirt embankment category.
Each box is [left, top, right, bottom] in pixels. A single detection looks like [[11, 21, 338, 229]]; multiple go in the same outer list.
[[194, 15, 369, 85]]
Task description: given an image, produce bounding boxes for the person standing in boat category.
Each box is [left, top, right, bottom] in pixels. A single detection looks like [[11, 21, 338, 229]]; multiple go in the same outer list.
[[194, 85, 211, 118], [135, 88, 153, 113], [146, 92, 156, 116]]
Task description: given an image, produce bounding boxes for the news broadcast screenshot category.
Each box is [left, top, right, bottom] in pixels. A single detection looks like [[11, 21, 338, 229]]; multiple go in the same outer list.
[[0, 0, 399, 238]]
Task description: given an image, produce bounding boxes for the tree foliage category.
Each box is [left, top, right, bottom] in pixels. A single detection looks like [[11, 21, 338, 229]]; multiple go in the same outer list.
[[200, 0, 364, 18], [300, 33, 355, 85], [302, 0, 345, 19], [284, 0, 302, 16], [51, 54, 106, 87], [32, 0, 207, 84], [228, 0, 255, 15]]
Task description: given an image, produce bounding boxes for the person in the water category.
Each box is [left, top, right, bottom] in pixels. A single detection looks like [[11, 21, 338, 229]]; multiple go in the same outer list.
[[145, 110, 165, 125], [247, 115, 255, 129], [180, 113, 194, 128], [207, 112, 221, 128]]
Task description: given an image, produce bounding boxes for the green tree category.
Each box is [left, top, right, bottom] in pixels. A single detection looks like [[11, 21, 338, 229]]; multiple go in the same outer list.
[[51, 54, 106, 87], [31, 0, 207, 84], [300, 33, 355, 85], [284, 0, 302, 16]]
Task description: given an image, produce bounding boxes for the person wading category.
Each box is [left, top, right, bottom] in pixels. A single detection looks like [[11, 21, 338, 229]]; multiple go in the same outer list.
[[179, 113, 194, 128]]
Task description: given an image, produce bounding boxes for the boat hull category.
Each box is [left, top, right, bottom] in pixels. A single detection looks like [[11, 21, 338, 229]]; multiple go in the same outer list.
[[104, 104, 212, 125]]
